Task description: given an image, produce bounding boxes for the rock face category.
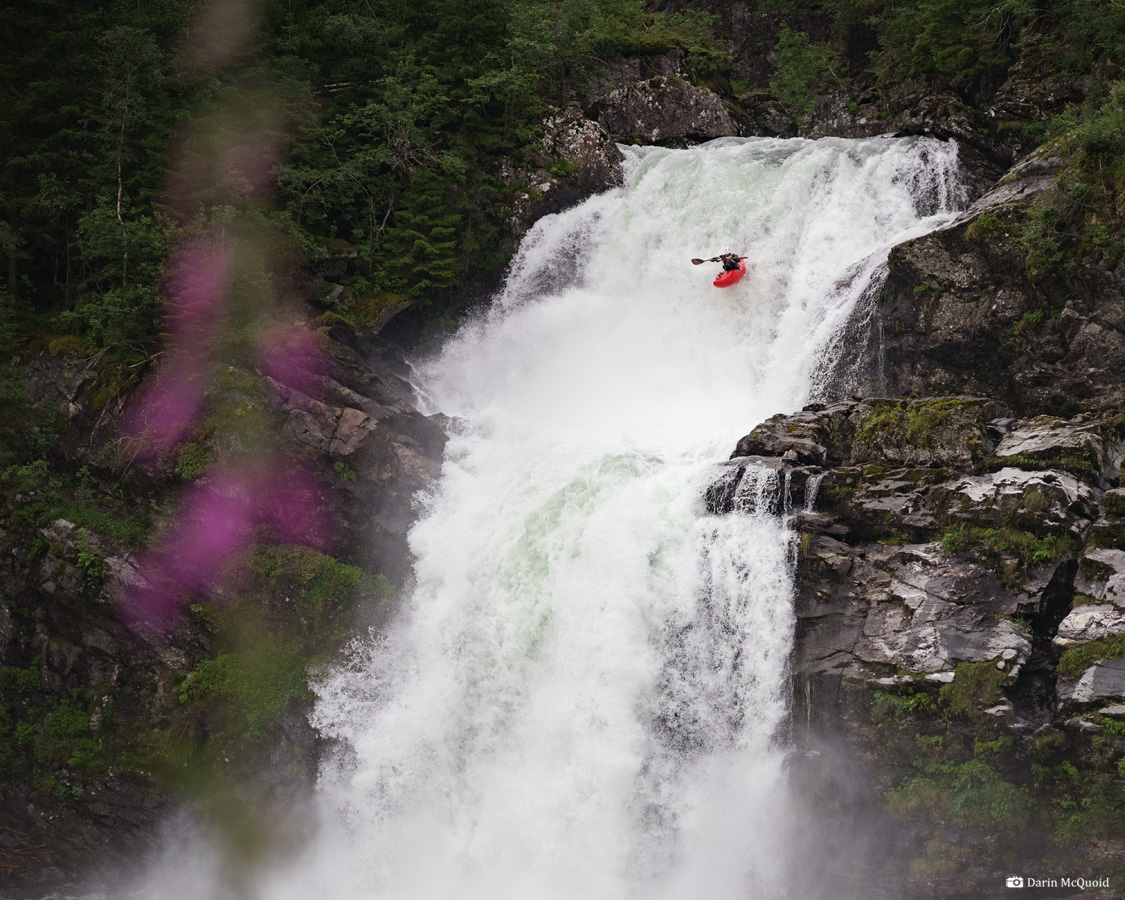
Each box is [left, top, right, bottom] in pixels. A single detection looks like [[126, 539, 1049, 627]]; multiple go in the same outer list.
[[858, 150, 1125, 416], [710, 397, 1125, 896], [593, 76, 737, 144], [263, 321, 446, 584], [501, 106, 625, 243], [0, 319, 445, 888]]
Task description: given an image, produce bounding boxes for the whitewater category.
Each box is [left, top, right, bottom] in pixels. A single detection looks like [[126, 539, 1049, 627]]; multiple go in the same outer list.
[[126, 135, 967, 900]]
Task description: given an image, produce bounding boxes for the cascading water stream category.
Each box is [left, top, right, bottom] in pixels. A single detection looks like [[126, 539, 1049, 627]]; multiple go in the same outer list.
[[129, 135, 967, 900]]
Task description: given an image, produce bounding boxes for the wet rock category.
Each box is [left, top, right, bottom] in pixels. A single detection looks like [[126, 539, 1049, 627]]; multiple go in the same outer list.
[[716, 397, 1125, 697], [929, 467, 1099, 537], [21, 356, 95, 419], [1059, 656, 1125, 704], [734, 397, 1009, 470], [994, 416, 1125, 488], [704, 456, 819, 515], [1074, 548, 1125, 606], [796, 539, 1033, 681], [1055, 605, 1125, 645]]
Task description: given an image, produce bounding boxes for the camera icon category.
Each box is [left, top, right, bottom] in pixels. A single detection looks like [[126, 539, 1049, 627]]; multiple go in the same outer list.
[[1006, 876, 1025, 888]]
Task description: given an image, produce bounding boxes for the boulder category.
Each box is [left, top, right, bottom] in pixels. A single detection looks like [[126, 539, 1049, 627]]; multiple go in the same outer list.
[[501, 105, 624, 242], [21, 356, 94, 419], [594, 76, 736, 145], [1055, 605, 1125, 645]]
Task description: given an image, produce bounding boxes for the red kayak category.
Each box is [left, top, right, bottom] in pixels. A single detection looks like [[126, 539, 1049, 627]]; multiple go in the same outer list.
[[713, 259, 746, 288]]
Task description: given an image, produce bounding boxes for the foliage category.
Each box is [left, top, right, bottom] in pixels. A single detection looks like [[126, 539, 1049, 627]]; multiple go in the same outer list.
[[1057, 634, 1125, 679], [864, 0, 1023, 81], [940, 522, 1075, 577], [177, 645, 311, 743], [873, 684, 936, 720], [174, 442, 213, 481], [1036, 83, 1125, 268], [0, 458, 151, 547], [887, 727, 1032, 834], [769, 26, 843, 116], [0, 686, 115, 802], [1043, 756, 1125, 845], [242, 542, 396, 617]]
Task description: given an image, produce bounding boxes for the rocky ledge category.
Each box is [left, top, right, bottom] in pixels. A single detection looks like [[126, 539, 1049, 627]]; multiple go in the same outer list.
[[711, 396, 1125, 897]]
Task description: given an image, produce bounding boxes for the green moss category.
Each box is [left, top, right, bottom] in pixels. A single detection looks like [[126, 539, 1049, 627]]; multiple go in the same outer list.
[[1021, 488, 1050, 512], [1058, 634, 1125, 679], [47, 336, 87, 357], [1106, 492, 1125, 518], [964, 212, 1003, 242], [178, 645, 312, 743], [981, 446, 1097, 481], [855, 400, 956, 451], [174, 442, 212, 481], [939, 523, 1075, 577], [242, 543, 395, 617], [939, 660, 1005, 720]]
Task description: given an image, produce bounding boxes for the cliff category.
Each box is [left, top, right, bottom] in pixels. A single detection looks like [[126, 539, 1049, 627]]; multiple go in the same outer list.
[[0, 319, 444, 888], [708, 397, 1125, 894]]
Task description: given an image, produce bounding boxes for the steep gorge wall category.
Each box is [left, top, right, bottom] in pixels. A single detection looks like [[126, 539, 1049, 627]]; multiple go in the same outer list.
[[711, 399, 1125, 896]]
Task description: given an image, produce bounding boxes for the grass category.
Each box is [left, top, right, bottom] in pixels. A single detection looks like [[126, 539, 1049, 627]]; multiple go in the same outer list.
[[1058, 634, 1125, 679], [940, 523, 1075, 577]]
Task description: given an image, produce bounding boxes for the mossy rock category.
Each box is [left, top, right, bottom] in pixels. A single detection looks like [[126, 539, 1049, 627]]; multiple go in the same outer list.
[[47, 336, 87, 357], [851, 397, 1001, 468], [1058, 635, 1125, 680], [940, 660, 1006, 719]]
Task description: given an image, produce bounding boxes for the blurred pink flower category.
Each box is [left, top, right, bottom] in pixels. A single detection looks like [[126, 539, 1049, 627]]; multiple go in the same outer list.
[[166, 239, 232, 349], [258, 322, 328, 395], [257, 463, 332, 550], [124, 237, 231, 460], [220, 135, 282, 198], [122, 464, 331, 634], [123, 361, 208, 461]]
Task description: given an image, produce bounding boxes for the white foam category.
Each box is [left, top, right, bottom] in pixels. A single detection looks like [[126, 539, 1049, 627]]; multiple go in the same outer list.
[[126, 135, 967, 900]]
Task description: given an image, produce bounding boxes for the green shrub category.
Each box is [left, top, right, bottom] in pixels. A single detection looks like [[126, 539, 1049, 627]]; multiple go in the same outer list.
[[174, 443, 212, 481]]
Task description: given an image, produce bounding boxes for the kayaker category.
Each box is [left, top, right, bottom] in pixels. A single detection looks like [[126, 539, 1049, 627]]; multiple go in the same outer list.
[[718, 251, 742, 272]]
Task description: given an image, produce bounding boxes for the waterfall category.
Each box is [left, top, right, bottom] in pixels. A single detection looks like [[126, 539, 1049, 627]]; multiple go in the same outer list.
[[130, 135, 967, 900]]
